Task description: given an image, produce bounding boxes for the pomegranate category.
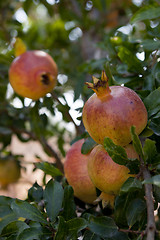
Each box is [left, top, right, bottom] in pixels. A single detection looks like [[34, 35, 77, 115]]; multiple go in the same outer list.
[[87, 143, 139, 195], [0, 158, 21, 188], [82, 71, 148, 146], [9, 50, 58, 100], [64, 139, 97, 204]]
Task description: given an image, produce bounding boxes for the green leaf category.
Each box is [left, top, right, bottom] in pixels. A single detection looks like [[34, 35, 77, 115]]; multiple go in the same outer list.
[[150, 118, 160, 136], [81, 137, 97, 154], [54, 216, 68, 240], [35, 162, 63, 178], [126, 158, 140, 174], [1, 220, 29, 239], [104, 231, 129, 240], [28, 182, 43, 202], [153, 185, 160, 203], [104, 137, 128, 165], [104, 63, 118, 86], [0, 196, 13, 206], [0, 206, 18, 234], [61, 185, 76, 221], [142, 175, 160, 187], [140, 126, 154, 137], [117, 46, 142, 72], [120, 177, 142, 194], [130, 126, 144, 160], [83, 230, 101, 240], [66, 217, 87, 239], [88, 215, 118, 238], [126, 198, 146, 228], [143, 139, 157, 164], [143, 87, 160, 118], [140, 39, 160, 51], [131, 5, 160, 23], [17, 226, 52, 240], [44, 179, 64, 222], [11, 199, 47, 224]]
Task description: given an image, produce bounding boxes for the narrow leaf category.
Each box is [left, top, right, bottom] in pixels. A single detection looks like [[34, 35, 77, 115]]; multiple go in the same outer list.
[[143, 87, 160, 118], [81, 137, 97, 154], [1, 220, 29, 239], [44, 179, 64, 222], [126, 198, 146, 228], [17, 227, 51, 240], [130, 126, 144, 160], [0, 206, 18, 234], [143, 139, 157, 164], [131, 5, 160, 23], [83, 230, 101, 240], [120, 177, 142, 193], [61, 185, 76, 220], [142, 175, 160, 187], [54, 216, 68, 240], [35, 162, 63, 178], [67, 218, 87, 239], [104, 137, 128, 165], [88, 215, 118, 238], [11, 199, 47, 224]]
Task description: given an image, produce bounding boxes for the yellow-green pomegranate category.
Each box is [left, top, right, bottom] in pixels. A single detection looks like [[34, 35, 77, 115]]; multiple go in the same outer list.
[[88, 143, 138, 195]]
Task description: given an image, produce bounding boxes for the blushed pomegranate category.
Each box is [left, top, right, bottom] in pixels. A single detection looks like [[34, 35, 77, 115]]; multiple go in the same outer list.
[[64, 139, 97, 204], [87, 143, 139, 195], [82, 71, 148, 146], [9, 50, 58, 100]]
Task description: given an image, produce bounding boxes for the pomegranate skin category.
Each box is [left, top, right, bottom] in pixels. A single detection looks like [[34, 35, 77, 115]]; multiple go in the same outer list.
[[9, 50, 58, 100], [64, 139, 97, 204], [82, 85, 148, 146], [87, 144, 138, 195]]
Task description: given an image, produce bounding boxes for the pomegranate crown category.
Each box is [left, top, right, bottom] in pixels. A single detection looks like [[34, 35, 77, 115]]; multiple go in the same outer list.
[[86, 70, 111, 96]]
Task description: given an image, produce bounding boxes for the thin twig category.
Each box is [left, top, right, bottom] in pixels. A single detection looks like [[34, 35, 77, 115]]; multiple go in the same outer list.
[[119, 228, 145, 236]]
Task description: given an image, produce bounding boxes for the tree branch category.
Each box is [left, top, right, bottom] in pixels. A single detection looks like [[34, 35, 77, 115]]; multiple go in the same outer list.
[[140, 157, 156, 240], [10, 127, 64, 173]]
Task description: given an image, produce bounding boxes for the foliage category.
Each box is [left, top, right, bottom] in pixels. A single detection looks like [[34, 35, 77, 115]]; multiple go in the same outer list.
[[0, 0, 160, 239]]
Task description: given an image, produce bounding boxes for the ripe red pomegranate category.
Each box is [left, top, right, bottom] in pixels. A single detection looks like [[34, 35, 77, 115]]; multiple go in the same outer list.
[[9, 50, 58, 100], [82, 71, 148, 146], [64, 139, 97, 204], [87, 143, 139, 195]]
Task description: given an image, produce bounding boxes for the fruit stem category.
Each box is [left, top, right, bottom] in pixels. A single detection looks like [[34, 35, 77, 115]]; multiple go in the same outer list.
[[86, 70, 111, 97]]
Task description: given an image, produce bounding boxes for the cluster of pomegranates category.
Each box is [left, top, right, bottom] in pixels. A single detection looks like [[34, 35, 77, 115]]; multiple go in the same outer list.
[[64, 71, 148, 207]]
